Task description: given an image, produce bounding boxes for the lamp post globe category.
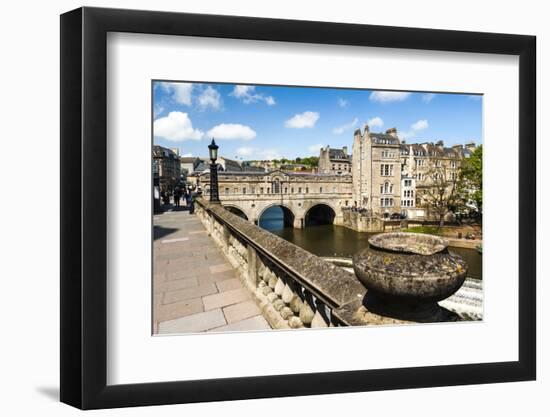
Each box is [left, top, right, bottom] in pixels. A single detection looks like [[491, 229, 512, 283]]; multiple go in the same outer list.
[[208, 138, 219, 163]]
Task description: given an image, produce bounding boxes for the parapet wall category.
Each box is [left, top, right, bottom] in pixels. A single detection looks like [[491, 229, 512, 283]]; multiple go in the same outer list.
[[195, 198, 369, 328]]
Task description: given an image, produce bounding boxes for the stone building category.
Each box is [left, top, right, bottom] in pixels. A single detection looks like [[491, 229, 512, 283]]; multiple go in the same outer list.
[[318, 145, 352, 175], [351, 126, 474, 219], [180, 156, 200, 181], [152, 145, 181, 191], [352, 126, 402, 217], [399, 140, 473, 219]]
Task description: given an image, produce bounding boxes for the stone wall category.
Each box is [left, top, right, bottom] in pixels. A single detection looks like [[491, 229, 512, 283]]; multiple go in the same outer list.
[[195, 198, 368, 329], [341, 208, 384, 232]]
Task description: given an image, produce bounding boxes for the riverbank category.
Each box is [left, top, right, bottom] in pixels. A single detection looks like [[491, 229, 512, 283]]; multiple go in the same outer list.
[[404, 224, 482, 250]]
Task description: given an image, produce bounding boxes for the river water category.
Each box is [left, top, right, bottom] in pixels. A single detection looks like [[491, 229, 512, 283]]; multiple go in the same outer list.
[[259, 207, 482, 280]]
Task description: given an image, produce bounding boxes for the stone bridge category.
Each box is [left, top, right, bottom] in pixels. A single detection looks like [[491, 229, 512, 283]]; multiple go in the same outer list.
[[199, 170, 353, 228]]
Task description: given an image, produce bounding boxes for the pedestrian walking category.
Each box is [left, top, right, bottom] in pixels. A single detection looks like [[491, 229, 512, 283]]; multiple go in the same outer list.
[[188, 190, 196, 214]]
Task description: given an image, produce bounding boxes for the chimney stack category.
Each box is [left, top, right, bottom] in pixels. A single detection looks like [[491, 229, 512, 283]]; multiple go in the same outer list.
[[465, 141, 476, 151], [385, 127, 398, 138], [342, 146, 348, 156]]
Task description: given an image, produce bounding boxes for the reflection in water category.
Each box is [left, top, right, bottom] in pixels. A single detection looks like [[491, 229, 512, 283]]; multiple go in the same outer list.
[[259, 206, 482, 280]]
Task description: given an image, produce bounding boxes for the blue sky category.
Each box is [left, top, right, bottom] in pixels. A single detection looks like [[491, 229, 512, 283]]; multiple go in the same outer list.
[[152, 81, 482, 161]]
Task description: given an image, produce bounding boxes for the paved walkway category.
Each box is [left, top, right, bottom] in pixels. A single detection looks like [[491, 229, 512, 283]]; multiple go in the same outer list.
[[153, 206, 271, 334]]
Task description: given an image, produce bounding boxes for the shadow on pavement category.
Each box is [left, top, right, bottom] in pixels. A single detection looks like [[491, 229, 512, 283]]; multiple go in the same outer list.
[[153, 225, 179, 241]]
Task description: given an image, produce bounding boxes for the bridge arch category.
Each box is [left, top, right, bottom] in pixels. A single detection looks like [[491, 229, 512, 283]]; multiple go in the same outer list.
[[258, 203, 296, 229], [223, 204, 249, 220], [304, 203, 336, 227]]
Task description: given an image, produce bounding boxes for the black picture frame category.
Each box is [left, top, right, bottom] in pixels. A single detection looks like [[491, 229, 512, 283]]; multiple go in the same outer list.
[[60, 6, 536, 410]]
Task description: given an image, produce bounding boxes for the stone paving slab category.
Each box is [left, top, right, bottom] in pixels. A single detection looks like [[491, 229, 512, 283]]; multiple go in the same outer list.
[[208, 315, 271, 333], [223, 300, 262, 324], [163, 283, 218, 304], [202, 288, 250, 311], [159, 309, 226, 334], [154, 277, 199, 294], [155, 298, 204, 323], [153, 208, 272, 334], [216, 278, 242, 293]]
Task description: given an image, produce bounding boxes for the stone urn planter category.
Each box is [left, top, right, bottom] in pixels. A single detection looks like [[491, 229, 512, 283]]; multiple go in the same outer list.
[[352, 232, 468, 322]]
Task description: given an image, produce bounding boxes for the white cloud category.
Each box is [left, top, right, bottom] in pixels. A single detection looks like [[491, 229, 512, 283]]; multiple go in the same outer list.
[[197, 86, 222, 110], [260, 149, 281, 160], [411, 119, 429, 131], [308, 143, 325, 153], [160, 82, 194, 106], [285, 111, 320, 128], [422, 93, 436, 103], [400, 119, 429, 140], [231, 85, 276, 106], [235, 146, 255, 157], [232, 85, 253, 99], [367, 116, 384, 129], [369, 91, 411, 103], [332, 117, 359, 134], [236, 146, 281, 160], [207, 123, 256, 141], [154, 111, 204, 141], [337, 98, 349, 108]]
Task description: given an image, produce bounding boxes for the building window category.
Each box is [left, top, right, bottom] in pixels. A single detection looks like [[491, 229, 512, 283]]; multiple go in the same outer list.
[[298, 187, 302, 193], [416, 159, 425, 167], [260, 187, 264, 194], [306, 187, 309, 194], [380, 181, 393, 194], [451, 161, 457, 168], [380, 164, 393, 176], [225, 187, 229, 194], [234, 187, 238, 194], [320, 186, 323, 193], [284, 187, 288, 193], [242, 187, 247, 194], [404, 179, 412, 187], [291, 187, 295, 193]]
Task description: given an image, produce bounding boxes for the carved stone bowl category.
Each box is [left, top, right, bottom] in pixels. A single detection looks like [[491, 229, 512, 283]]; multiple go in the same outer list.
[[352, 232, 467, 320]]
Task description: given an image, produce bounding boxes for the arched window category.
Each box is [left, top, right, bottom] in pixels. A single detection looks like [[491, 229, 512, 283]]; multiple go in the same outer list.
[[381, 181, 393, 194]]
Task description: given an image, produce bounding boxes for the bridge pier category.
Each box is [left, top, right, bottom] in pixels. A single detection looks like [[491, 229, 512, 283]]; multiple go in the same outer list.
[[293, 217, 304, 229]]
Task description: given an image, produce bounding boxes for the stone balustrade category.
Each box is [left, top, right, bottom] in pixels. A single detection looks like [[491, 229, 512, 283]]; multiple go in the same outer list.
[[196, 198, 368, 329]]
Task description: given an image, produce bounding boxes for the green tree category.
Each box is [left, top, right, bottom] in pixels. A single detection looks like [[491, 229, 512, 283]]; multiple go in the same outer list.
[[422, 166, 461, 227], [460, 145, 483, 215]]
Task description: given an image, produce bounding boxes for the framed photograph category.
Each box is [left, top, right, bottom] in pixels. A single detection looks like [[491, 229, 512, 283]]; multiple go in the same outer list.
[[60, 6, 536, 409]]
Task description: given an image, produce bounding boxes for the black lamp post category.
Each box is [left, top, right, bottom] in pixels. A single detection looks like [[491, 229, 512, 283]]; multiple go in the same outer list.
[[208, 138, 220, 203]]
